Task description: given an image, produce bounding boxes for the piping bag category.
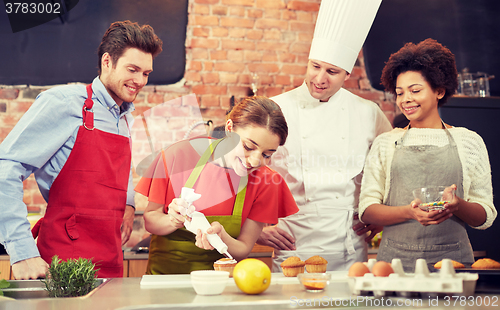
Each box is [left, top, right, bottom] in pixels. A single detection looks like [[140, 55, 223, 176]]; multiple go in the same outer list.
[[181, 187, 233, 259]]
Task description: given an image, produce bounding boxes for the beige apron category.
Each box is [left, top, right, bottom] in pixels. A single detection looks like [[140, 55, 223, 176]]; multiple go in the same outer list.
[[377, 123, 474, 272]]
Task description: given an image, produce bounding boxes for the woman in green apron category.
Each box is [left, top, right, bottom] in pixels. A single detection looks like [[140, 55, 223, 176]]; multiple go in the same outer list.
[[135, 96, 299, 274], [358, 39, 496, 272]]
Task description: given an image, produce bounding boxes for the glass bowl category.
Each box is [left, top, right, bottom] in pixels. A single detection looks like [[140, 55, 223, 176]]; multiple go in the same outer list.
[[297, 273, 331, 292], [412, 186, 455, 211], [190, 270, 229, 295]]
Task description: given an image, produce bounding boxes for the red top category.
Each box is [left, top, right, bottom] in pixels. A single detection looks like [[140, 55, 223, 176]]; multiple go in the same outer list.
[[135, 137, 298, 225]]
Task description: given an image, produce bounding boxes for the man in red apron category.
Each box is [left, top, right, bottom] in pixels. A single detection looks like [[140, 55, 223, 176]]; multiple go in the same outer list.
[[0, 21, 162, 279]]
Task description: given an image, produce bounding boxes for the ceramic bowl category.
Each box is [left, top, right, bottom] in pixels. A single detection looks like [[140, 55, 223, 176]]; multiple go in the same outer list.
[[412, 186, 455, 211], [297, 273, 331, 292], [190, 270, 229, 295]]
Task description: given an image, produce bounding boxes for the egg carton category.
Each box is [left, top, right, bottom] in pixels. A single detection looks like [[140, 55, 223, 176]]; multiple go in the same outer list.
[[348, 258, 478, 297]]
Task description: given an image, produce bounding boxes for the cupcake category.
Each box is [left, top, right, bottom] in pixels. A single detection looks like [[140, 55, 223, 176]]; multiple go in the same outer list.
[[280, 256, 305, 277], [472, 258, 500, 269], [213, 258, 237, 277], [305, 255, 328, 273], [433, 260, 464, 269]]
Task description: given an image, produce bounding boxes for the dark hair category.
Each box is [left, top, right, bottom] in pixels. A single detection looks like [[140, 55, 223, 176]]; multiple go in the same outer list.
[[97, 20, 163, 75], [227, 96, 288, 146], [381, 38, 458, 106]]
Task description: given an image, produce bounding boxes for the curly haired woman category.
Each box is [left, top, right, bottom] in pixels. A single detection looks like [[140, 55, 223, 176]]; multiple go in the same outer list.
[[358, 39, 496, 272]]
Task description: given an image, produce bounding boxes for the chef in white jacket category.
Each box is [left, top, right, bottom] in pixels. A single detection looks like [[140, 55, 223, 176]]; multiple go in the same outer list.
[[257, 0, 392, 271]]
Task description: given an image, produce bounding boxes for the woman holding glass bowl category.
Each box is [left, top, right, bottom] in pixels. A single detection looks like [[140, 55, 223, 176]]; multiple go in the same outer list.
[[358, 39, 496, 272]]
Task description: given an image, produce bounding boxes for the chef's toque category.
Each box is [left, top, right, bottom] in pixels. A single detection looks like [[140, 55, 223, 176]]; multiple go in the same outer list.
[[309, 0, 382, 73]]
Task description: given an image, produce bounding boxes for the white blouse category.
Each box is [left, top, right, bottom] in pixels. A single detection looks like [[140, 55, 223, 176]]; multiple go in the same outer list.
[[359, 127, 496, 230]]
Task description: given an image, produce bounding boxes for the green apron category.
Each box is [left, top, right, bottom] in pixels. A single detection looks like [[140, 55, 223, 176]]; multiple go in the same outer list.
[[146, 138, 247, 274]]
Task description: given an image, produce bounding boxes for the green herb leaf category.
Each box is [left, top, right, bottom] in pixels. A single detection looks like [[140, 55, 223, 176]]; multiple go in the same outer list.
[[41, 255, 99, 298]]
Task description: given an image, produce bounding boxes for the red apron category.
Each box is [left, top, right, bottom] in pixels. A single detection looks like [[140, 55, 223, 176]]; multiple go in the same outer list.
[[35, 84, 131, 278]]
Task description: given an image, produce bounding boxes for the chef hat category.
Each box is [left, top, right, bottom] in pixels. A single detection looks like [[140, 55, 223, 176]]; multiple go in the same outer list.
[[309, 0, 382, 73]]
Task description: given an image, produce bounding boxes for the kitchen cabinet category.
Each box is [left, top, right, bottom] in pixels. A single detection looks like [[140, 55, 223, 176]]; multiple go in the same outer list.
[[0, 258, 11, 280], [122, 244, 274, 277]]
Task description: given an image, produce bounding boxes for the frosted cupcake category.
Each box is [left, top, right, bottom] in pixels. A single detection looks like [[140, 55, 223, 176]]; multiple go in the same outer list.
[[280, 256, 305, 277], [213, 258, 237, 277], [305, 255, 328, 273]]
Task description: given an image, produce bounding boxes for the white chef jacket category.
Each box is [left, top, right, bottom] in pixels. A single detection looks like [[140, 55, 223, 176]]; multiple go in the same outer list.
[[270, 83, 392, 271]]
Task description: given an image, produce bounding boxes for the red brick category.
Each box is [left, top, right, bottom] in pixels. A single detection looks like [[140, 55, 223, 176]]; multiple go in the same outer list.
[[247, 29, 263, 40], [263, 29, 281, 41], [344, 78, 359, 89], [296, 11, 315, 22], [350, 67, 366, 79], [359, 78, 374, 90], [262, 52, 278, 62], [265, 87, 284, 98], [200, 107, 227, 120], [263, 9, 281, 19], [281, 64, 307, 75], [32, 193, 46, 205], [290, 21, 315, 33], [189, 61, 203, 71], [220, 72, 238, 84], [298, 32, 314, 42], [192, 48, 209, 60], [282, 10, 297, 20], [228, 86, 252, 97], [212, 5, 228, 15], [202, 72, 220, 84], [192, 85, 227, 95], [221, 17, 255, 28], [204, 61, 214, 71], [275, 75, 291, 86], [200, 95, 221, 108], [192, 4, 210, 15], [287, 1, 320, 12], [191, 38, 219, 49], [147, 93, 165, 104], [0, 127, 12, 141], [212, 27, 229, 37], [297, 54, 309, 64], [0, 114, 21, 126], [210, 50, 227, 60], [229, 6, 245, 17], [255, 0, 286, 9], [192, 27, 210, 37], [222, 0, 254, 6], [255, 19, 288, 30], [350, 89, 385, 101], [185, 71, 202, 82], [0, 88, 20, 100], [195, 0, 219, 4], [214, 62, 246, 73], [247, 9, 263, 18], [227, 50, 244, 61], [247, 63, 280, 74], [278, 52, 296, 63], [256, 41, 289, 52], [9, 101, 32, 113], [380, 100, 396, 112], [222, 39, 255, 51], [243, 50, 262, 62], [193, 15, 219, 26], [260, 75, 273, 87], [229, 28, 246, 39], [292, 76, 305, 87]]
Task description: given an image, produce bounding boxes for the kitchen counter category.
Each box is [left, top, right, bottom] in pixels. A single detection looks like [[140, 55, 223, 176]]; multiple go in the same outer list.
[[1, 272, 499, 310]]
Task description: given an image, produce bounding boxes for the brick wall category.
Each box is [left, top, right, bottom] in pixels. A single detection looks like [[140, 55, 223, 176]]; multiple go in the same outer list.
[[0, 0, 396, 213]]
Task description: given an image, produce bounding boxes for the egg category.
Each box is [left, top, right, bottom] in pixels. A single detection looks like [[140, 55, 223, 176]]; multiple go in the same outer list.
[[371, 261, 394, 277], [348, 262, 370, 277]]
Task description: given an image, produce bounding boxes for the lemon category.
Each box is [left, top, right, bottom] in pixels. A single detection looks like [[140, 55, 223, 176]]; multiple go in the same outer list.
[[233, 258, 271, 294]]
